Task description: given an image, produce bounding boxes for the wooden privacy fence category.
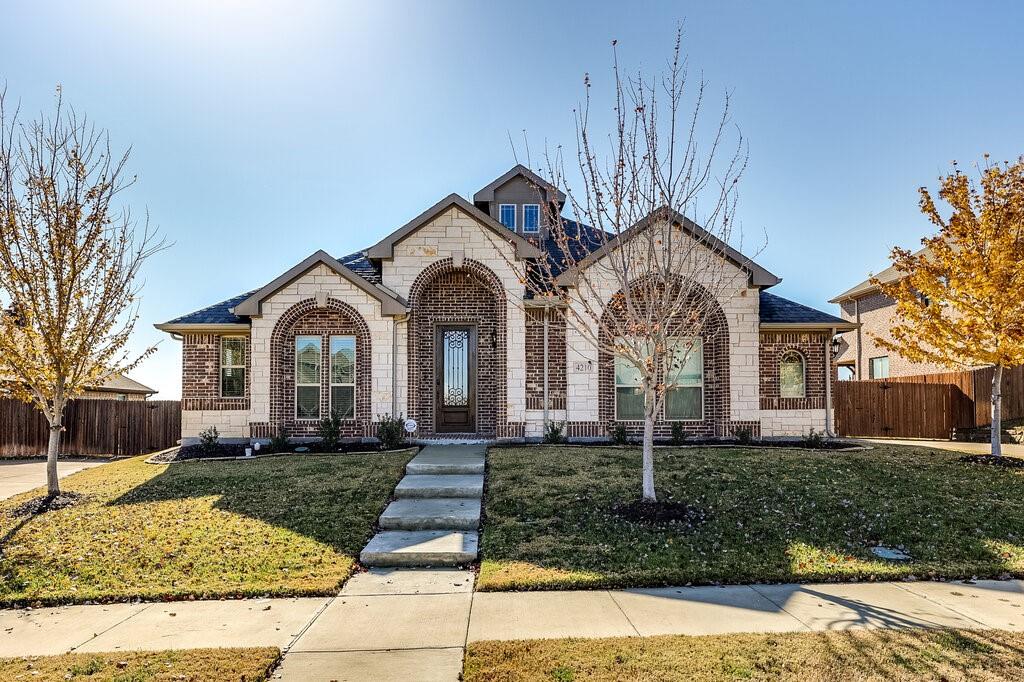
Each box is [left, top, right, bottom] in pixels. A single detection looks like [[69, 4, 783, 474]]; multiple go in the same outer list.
[[834, 381, 966, 439], [835, 364, 1024, 438], [0, 399, 181, 457]]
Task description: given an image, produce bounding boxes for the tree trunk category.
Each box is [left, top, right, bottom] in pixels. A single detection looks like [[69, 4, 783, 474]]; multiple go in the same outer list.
[[642, 386, 657, 503], [46, 423, 62, 498], [991, 364, 1003, 458]]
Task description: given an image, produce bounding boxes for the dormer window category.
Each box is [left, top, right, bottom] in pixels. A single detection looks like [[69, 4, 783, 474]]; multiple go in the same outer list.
[[499, 204, 516, 229], [523, 204, 540, 233]]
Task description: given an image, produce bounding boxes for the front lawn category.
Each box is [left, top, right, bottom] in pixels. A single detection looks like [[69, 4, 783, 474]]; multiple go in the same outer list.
[[0, 450, 414, 605], [478, 445, 1024, 590], [0, 647, 280, 681], [464, 628, 1024, 681]]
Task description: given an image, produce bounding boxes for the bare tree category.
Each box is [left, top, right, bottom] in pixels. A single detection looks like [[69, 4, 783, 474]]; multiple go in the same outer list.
[[0, 88, 164, 498], [526, 31, 754, 503]]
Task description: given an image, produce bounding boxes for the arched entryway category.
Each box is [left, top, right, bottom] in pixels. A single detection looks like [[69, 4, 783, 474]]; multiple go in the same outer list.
[[407, 258, 507, 436]]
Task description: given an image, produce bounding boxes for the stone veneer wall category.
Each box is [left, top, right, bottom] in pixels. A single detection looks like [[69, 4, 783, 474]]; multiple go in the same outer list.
[[407, 259, 505, 436]]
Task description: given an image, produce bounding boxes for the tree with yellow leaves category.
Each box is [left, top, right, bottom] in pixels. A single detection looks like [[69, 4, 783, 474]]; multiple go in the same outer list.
[[0, 88, 164, 498], [872, 157, 1024, 457]]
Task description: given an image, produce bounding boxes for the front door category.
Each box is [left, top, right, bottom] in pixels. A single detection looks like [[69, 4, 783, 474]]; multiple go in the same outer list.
[[435, 325, 476, 433]]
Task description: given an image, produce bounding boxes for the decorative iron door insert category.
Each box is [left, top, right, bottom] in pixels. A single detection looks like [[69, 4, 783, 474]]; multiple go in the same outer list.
[[435, 325, 477, 433]]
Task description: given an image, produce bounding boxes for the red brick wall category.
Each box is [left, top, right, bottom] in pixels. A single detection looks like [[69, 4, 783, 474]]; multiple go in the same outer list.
[[759, 330, 831, 410], [181, 333, 250, 411], [525, 308, 566, 410], [407, 259, 507, 436], [267, 299, 372, 438]]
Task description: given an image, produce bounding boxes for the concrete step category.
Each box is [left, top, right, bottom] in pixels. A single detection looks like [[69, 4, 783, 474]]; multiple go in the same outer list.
[[394, 474, 484, 499], [405, 447, 486, 475], [360, 530, 479, 567], [379, 498, 481, 531]]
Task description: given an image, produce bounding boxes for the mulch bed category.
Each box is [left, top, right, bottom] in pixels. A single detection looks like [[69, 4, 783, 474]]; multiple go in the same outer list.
[[10, 492, 88, 517], [611, 497, 708, 529], [165, 442, 413, 462], [959, 454, 1024, 468]]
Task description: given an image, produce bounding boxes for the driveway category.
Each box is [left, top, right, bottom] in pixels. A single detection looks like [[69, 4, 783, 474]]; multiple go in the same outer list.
[[0, 459, 106, 500], [859, 438, 1024, 457]]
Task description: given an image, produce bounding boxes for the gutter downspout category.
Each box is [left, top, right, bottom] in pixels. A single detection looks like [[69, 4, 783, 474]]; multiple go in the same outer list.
[[854, 298, 862, 380], [543, 310, 550, 429], [825, 326, 835, 437]]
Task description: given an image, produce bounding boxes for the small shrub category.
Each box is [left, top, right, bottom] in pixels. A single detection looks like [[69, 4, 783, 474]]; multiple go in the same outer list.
[[609, 423, 628, 445], [198, 426, 219, 455], [543, 420, 566, 444], [736, 427, 754, 445], [318, 412, 342, 451], [268, 430, 289, 454], [802, 428, 826, 449], [377, 413, 406, 450], [670, 422, 687, 446]]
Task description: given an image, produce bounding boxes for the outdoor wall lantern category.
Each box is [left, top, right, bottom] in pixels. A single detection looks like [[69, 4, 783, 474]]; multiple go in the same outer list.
[[830, 336, 842, 358]]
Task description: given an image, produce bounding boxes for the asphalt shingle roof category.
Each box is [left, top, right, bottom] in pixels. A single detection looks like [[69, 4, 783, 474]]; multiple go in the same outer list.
[[759, 290, 847, 325], [161, 236, 842, 328]]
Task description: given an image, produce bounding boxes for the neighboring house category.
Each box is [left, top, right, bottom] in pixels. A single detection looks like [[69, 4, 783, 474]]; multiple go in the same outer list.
[[1, 372, 155, 401], [156, 165, 854, 444], [82, 374, 158, 401], [830, 247, 948, 379]]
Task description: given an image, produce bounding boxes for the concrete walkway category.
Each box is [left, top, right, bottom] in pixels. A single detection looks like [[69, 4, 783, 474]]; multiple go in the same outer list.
[[2, 574, 1022, 680], [361, 445, 485, 567], [0, 459, 106, 500], [859, 438, 1024, 457]]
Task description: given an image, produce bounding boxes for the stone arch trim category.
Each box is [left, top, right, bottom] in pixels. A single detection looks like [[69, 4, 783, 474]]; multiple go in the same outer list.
[[597, 278, 733, 438], [268, 298, 373, 437], [407, 258, 507, 436]]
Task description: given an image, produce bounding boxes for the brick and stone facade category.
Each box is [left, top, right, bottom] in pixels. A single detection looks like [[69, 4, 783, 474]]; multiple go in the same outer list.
[[165, 167, 848, 444], [758, 330, 834, 436]]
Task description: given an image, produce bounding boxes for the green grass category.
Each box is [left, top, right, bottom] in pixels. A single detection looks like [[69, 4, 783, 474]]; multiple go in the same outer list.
[[0, 450, 414, 605], [464, 628, 1024, 681], [478, 445, 1024, 590], [0, 647, 280, 681]]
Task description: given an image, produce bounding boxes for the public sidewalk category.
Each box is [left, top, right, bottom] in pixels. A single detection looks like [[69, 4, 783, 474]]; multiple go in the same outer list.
[[1, 572, 1022, 681], [0, 459, 105, 500]]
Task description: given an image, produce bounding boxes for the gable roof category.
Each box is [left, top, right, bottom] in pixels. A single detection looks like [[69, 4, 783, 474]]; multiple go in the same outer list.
[[829, 245, 932, 304], [365, 193, 543, 260], [759, 291, 855, 329], [552, 206, 781, 288], [472, 164, 566, 204], [90, 373, 157, 395], [232, 250, 407, 317]]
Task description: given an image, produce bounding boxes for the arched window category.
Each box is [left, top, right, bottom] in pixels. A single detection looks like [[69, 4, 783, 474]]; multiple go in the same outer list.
[[780, 351, 805, 399]]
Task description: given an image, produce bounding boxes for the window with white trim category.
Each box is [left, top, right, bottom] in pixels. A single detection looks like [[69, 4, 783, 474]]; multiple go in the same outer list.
[[220, 336, 246, 398], [522, 204, 540, 232], [666, 338, 703, 420], [614, 340, 651, 420], [779, 350, 806, 398], [869, 356, 890, 379], [295, 336, 321, 419], [499, 203, 516, 229], [330, 335, 356, 419]]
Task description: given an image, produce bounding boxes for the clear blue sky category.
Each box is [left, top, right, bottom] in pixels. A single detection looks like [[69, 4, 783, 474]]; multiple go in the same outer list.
[[3, 1, 1022, 398]]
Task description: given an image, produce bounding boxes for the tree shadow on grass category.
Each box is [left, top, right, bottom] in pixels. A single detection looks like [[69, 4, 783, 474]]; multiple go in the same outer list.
[[106, 453, 410, 556]]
